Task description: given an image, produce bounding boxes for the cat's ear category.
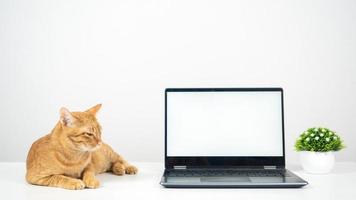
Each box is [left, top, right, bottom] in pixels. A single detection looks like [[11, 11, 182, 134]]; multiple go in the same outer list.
[[60, 107, 75, 127], [86, 104, 102, 115]]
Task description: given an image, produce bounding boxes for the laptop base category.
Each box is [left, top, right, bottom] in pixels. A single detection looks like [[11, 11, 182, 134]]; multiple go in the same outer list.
[[160, 169, 308, 188]]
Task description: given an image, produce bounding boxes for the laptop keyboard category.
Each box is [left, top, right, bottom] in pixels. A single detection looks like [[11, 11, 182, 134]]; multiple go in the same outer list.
[[167, 169, 285, 177]]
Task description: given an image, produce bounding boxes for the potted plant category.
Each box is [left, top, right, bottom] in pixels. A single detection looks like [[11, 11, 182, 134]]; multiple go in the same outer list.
[[295, 127, 345, 174]]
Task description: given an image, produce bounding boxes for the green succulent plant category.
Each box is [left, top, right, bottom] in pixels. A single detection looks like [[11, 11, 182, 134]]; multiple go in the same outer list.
[[295, 127, 345, 152]]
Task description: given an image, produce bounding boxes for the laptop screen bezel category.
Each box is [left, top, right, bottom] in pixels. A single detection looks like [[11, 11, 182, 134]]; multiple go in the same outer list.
[[165, 88, 286, 169]]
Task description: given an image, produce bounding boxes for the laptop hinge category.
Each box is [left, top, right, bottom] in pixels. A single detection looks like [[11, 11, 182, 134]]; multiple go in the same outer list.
[[264, 165, 277, 169], [173, 165, 187, 170]]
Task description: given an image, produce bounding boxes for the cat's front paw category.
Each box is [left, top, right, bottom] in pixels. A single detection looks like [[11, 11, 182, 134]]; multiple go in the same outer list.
[[125, 165, 138, 175], [112, 163, 125, 175], [83, 177, 100, 189], [64, 179, 85, 190]]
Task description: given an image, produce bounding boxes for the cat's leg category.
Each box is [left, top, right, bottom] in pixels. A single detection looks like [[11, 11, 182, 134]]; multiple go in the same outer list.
[[109, 149, 138, 175], [111, 162, 126, 175], [27, 174, 85, 190], [112, 159, 138, 175], [82, 165, 100, 189]]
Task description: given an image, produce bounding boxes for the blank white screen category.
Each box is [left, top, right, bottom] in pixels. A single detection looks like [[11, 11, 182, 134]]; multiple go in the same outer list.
[[167, 91, 283, 157]]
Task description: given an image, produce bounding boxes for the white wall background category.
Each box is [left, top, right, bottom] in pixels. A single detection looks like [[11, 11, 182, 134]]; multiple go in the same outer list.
[[0, 0, 355, 164]]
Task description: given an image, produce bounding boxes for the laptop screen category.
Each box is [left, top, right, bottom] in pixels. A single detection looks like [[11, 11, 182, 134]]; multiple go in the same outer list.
[[166, 90, 284, 157]]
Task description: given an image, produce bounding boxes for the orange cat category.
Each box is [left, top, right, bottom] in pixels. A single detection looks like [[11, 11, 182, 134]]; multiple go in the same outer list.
[[26, 104, 137, 190]]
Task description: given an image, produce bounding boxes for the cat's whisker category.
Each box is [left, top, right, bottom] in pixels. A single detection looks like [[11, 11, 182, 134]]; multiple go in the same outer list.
[[80, 143, 102, 152], [89, 144, 102, 152], [80, 145, 91, 152]]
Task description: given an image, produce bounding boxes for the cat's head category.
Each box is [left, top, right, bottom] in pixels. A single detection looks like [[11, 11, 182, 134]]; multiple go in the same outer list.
[[58, 104, 103, 152]]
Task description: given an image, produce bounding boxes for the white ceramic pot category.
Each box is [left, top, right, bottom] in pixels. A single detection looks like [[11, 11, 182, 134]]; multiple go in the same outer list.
[[300, 151, 335, 174]]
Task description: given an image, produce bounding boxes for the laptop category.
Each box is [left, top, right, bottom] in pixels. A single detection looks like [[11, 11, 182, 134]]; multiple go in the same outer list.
[[160, 88, 308, 188]]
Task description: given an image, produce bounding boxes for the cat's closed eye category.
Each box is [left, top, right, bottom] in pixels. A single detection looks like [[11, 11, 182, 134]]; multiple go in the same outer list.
[[83, 132, 94, 137]]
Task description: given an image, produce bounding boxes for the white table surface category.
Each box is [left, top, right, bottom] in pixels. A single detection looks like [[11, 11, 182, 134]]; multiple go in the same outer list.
[[1, 162, 356, 200]]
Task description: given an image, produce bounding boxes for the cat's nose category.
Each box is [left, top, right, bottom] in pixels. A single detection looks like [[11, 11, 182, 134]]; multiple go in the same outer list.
[[95, 137, 102, 145]]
